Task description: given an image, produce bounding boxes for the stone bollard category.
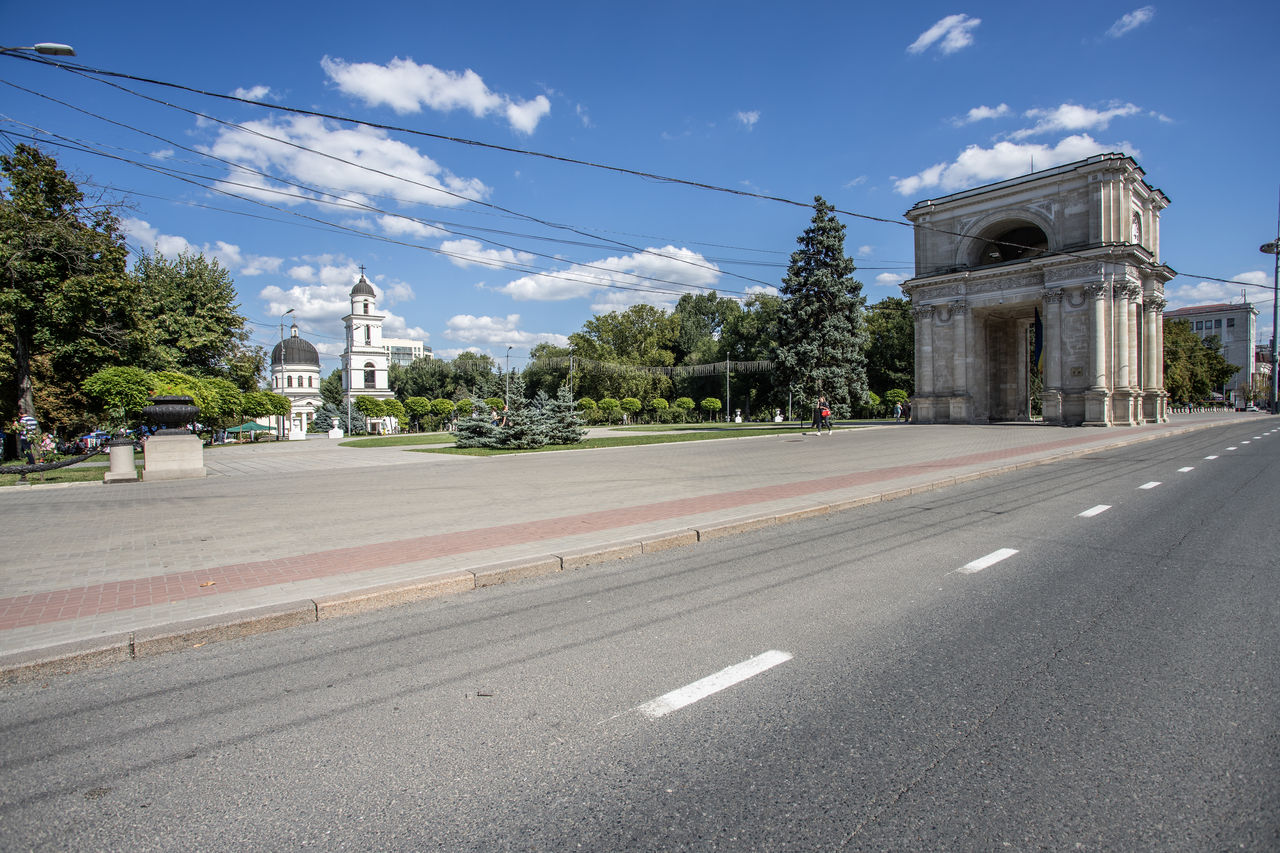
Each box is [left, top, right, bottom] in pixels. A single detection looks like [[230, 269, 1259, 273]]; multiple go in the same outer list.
[[103, 438, 139, 484]]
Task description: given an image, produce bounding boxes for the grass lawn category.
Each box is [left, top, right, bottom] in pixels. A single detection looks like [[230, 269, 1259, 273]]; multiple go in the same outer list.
[[340, 433, 458, 448], [0, 463, 141, 487], [416, 424, 855, 456]]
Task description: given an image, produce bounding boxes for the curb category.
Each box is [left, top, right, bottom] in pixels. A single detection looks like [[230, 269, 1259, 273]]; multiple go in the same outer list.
[[0, 417, 1244, 684]]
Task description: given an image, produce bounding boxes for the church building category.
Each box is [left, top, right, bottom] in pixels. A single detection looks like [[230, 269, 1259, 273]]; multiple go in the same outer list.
[[270, 323, 322, 437], [341, 270, 395, 431]]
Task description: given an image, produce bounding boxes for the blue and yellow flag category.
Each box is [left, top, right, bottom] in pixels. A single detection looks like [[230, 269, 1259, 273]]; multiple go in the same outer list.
[[1033, 308, 1044, 375]]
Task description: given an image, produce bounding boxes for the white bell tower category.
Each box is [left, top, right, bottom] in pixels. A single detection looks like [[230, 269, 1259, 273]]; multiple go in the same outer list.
[[341, 267, 393, 407]]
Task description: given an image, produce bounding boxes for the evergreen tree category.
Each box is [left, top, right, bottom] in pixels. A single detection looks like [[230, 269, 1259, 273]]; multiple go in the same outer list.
[[775, 196, 869, 416], [544, 383, 587, 445], [499, 389, 550, 450], [454, 399, 503, 448]]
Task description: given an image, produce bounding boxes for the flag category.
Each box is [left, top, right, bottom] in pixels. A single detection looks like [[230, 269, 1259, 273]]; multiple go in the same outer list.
[[1033, 308, 1044, 375]]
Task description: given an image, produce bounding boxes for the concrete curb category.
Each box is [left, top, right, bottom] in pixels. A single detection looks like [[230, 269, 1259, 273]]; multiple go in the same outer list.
[[0, 416, 1243, 684]]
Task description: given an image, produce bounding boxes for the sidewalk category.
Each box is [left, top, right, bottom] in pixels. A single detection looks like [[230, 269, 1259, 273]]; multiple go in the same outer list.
[[0, 413, 1258, 681]]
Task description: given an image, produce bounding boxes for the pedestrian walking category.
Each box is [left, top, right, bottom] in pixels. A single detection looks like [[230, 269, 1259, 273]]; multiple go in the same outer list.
[[893, 402, 902, 421]]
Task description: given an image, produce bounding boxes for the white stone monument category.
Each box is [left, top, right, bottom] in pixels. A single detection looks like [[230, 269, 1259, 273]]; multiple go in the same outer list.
[[901, 153, 1174, 426]]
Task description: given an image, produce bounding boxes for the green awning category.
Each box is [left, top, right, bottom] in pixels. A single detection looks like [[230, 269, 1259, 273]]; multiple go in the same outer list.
[[226, 421, 273, 433]]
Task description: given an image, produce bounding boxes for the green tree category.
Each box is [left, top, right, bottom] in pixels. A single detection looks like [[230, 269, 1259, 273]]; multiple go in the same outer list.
[[404, 396, 432, 431], [320, 368, 344, 408], [620, 396, 642, 423], [672, 396, 695, 423], [864, 296, 914, 397], [243, 390, 290, 423], [649, 397, 670, 423], [430, 397, 456, 428], [775, 196, 869, 416], [521, 342, 571, 400], [598, 397, 622, 423], [1163, 321, 1239, 404], [1, 144, 138, 431], [354, 396, 386, 419], [382, 398, 406, 430], [82, 366, 156, 426], [544, 383, 587, 445], [131, 249, 250, 378], [390, 356, 454, 400], [451, 352, 500, 399], [700, 397, 723, 421]]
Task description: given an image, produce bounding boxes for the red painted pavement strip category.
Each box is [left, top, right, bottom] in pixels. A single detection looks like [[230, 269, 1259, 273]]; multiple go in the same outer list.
[[0, 432, 1130, 630]]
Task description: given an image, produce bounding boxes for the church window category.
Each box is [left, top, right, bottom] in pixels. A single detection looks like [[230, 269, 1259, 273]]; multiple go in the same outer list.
[[308, 376, 314, 387], [287, 375, 293, 388], [365, 326, 371, 345], [364, 361, 376, 388], [363, 302, 369, 315]]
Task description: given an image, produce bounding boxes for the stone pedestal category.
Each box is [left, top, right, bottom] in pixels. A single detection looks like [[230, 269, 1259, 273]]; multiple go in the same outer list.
[[103, 439, 138, 484], [289, 427, 307, 441], [142, 434, 206, 481], [328, 427, 344, 439]]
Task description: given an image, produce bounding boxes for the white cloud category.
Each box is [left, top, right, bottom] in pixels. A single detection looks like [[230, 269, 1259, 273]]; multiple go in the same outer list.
[[123, 218, 282, 276], [954, 103, 1010, 126], [1107, 6, 1156, 39], [439, 238, 536, 270], [736, 110, 760, 129], [576, 104, 593, 128], [845, 176, 868, 188], [893, 134, 1136, 196], [1164, 272, 1268, 313], [376, 215, 446, 240], [1010, 102, 1142, 139], [908, 14, 981, 56], [499, 246, 721, 312], [444, 314, 569, 347], [231, 85, 272, 101], [876, 273, 908, 287], [857, 245, 874, 256], [321, 56, 551, 134], [200, 115, 489, 211]]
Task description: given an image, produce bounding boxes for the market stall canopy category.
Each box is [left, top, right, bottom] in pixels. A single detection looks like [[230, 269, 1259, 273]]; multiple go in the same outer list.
[[225, 421, 273, 433]]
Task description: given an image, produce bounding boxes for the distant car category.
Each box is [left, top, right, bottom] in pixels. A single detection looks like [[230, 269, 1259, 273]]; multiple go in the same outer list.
[[1245, 405, 1260, 412]]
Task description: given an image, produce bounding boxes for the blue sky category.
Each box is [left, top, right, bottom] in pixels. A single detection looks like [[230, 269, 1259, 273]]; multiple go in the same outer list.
[[4, 1, 1278, 376]]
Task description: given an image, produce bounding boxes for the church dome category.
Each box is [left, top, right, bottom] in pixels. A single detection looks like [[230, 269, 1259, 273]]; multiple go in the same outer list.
[[271, 325, 321, 367], [350, 275, 376, 298]]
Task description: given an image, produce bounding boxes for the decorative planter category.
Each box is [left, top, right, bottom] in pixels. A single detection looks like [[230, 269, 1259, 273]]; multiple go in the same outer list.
[[141, 395, 199, 435]]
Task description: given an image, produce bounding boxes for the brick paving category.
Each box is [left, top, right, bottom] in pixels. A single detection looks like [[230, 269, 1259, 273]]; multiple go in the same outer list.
[[0, 415, 1252, 668]]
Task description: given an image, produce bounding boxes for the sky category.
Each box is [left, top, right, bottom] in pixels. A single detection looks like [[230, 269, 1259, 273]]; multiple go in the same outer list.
[[3, 1, 1278, 377]]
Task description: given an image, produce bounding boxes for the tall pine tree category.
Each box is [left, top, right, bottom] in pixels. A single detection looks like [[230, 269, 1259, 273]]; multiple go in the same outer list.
[[775, 196, 869, 415]]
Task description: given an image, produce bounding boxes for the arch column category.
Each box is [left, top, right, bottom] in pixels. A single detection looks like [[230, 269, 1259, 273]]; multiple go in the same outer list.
[[1040, 289, 1065, 423], [911, 306, 936, 423], [1143, 293, 1168, 422], [1084, 282, 1111, 425], [1111, 282, 1138, 425], [950, 301, 970, 422]]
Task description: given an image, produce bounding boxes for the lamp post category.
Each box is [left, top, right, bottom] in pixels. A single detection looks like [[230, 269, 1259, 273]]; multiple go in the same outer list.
[[0, 43, 76, 56], [1261, 238, 1279, 414], [279, 308, 294, 438], [505, 345, 513, 406]]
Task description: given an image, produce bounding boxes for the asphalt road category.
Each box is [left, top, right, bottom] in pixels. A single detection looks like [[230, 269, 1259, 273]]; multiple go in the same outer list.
[[2, 422, 1277, 851]]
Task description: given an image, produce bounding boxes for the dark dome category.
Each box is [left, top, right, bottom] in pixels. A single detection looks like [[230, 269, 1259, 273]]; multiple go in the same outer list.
[[271, 331, 320, 367], [350, 276, 376, 298]]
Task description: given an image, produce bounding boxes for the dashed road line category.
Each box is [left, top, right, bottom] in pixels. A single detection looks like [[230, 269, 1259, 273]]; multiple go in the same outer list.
[[1227, 446, 1239, 451], [1178, 467, 1194, 473], [1139, 481, 1162, 490], [956, 548, 1019, 574], [1206, 455, 1219, 460], [1079, 505, 1111, 517], [636, 650, 793, 718]]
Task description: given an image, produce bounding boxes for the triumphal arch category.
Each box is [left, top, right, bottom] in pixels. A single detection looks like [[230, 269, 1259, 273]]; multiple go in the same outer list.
[[901, 153, 1175, 426]]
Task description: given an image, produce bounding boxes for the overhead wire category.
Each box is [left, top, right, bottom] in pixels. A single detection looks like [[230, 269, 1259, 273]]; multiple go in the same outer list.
[[1, 53, 1258, 294]]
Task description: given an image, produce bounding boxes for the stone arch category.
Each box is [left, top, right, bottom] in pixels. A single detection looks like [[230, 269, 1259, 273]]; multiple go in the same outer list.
[[955, 209, 1058, 270]]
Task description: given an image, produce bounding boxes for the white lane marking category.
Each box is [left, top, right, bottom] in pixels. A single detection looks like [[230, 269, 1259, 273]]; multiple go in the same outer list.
[[957, 548, 1019, 574], [637, 650, 792, 718], [1242, 441, 1252, 445], [1139, 481, 1162, 490], [1205, 455, 1219, 460], [1227, 446, 1239, 451], [1079, 505, 1111, 517], [1178, 467, 1194, 473]]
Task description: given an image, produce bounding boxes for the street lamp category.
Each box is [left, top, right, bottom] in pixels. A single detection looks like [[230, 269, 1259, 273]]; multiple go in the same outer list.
[[279, 308, 294, 438], [0, 43, 76, 56], [1261, 237, 1279, 414], [505, 345, 513, 406]]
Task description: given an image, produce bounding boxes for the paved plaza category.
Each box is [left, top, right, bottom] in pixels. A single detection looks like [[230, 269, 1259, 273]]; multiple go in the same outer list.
[[0, 414, 1257, 681]]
